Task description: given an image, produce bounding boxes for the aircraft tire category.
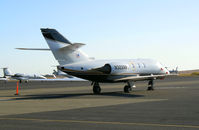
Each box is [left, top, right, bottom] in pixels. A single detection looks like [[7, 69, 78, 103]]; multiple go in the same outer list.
[[124, 85, 131, 93], [147, 80, 154, 91], [93, 85, 101, 94], [147, 86, 154, 91]]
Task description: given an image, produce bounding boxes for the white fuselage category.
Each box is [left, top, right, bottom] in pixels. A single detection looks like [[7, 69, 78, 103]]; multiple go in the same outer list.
[[2, 68, 47, 82], [59, 58, 169, 82], [9, 74, 46, 81]]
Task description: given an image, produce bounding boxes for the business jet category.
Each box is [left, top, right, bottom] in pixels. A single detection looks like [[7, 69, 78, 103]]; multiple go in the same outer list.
[[53, 69, 74, 78], [2, 68, 47, 83], [167, 67, 178, 74], [0, 77, 7, 81], [17, 28, 171, 94]]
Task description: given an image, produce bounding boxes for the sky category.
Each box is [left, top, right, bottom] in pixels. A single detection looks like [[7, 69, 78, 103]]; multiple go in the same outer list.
[[0, 0, 199, 75]]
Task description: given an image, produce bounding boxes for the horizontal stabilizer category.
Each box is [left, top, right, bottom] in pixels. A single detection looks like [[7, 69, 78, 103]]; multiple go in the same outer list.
[[16, 48, 50, 51], [16, 43, 85, 51]]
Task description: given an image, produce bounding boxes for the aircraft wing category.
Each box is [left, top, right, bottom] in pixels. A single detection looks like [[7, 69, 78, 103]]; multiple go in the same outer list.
[[110, 74, 168, 82], [87, 65, 177, 82], [0, 78, 86, 82], [0, 78, 8, 81], [13, 77, 28, 81], [27, 77, 87, 82]]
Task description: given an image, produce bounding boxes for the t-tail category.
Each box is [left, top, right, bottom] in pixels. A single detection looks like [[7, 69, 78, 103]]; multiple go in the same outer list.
[[2, 68, 13, 77], [41, 28, 90, 65]]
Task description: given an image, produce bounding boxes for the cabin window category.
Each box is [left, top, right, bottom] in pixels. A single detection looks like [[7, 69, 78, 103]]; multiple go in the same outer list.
[[132, 63, 135, 68], [142, 63, 146, 68], [137, 63, 141, 68]]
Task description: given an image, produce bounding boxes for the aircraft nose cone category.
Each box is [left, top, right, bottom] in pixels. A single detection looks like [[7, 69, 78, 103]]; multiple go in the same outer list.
[[160, 67, 170, 74], [166, 70, 170, 74], [163, 68, 170, 74]]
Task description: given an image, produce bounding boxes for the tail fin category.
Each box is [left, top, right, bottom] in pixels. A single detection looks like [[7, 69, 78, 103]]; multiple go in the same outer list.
[[41, 28, 90, 65], [175, 66, 178, 74], [3, 68, 13, 77]]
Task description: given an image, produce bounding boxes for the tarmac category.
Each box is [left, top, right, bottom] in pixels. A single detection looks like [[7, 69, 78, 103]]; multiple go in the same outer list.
[[0, 76, 199, 130]]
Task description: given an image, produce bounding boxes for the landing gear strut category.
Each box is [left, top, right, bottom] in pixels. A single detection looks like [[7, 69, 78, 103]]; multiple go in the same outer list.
[[147, 80, 154, 91], [92, 82, 101, 94], [124, 81, 135, 93]]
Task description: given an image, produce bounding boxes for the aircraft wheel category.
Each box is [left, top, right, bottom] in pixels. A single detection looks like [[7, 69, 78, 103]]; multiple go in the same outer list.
[[93, 83, 101, 94], [124, 85, 131, 93], [147, 80, 154, 91], [147, 87, 154, 90]]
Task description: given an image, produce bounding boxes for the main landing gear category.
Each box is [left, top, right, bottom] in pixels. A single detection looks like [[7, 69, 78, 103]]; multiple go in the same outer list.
[[123, 80, 154, 93], [92, 82, 101, 94], [147, 80, 154, 91], [124, 81, 136, 93], [92, 80, 154, 94]]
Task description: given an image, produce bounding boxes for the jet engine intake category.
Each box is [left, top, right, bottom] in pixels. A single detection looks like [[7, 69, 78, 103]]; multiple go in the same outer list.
[[96, 63, 129, 74]]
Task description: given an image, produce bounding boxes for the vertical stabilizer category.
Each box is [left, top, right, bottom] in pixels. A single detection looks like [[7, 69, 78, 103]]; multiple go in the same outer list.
[[41, 28, 90, 65], [3, 68, 13, 77]]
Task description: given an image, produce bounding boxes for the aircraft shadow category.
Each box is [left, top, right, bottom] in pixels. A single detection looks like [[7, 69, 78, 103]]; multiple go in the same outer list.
[[13, 91, 144, 100]]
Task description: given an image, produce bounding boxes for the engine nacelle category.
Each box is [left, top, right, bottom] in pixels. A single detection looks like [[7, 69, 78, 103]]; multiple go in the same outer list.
[[99, 63, 129, 74]]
